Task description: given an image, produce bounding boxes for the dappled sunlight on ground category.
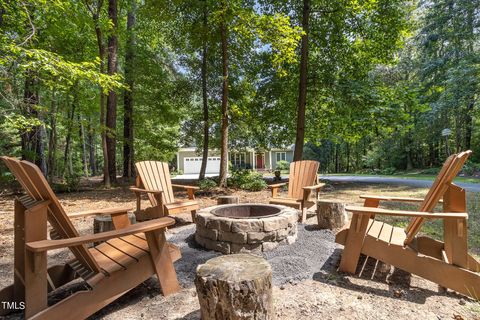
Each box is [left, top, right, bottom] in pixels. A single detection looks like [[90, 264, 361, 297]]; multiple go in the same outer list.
[[0, 180, 479, 319]]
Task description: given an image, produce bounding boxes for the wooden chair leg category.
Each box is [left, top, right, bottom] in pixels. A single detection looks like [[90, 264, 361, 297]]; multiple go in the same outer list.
[[13, 199, 26, 304], [24, 204, 48, 318], [443, 184, 468, 268], [301, 206, 307, 223], [338, 198, 379, 273], [145, 230, 180, 296], [338, 213, 371, 274], [191, 210, 197, 223]]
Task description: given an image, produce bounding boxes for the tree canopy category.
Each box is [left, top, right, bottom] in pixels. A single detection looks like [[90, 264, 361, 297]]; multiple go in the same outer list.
[[0, 0, 478, 184]]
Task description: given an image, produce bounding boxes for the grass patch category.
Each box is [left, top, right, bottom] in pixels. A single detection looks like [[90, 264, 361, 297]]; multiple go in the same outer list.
[[324, 173, 480, 184], [321, 182, 480, 254]]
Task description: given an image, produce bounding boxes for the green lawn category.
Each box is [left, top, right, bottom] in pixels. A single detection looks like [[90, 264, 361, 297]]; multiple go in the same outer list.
[[324, 173, 480, 184]]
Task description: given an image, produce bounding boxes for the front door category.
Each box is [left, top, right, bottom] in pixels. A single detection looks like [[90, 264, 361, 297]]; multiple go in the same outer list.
[[256, 154, 264, 169]]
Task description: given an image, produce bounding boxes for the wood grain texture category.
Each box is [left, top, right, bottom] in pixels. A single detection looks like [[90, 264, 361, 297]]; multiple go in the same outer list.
[[0, 157, 182, 319], [336, 151, 480, 299], [269, 160, 322, 222], [195, 254, 273, 320], [135, 161, 199, 220]]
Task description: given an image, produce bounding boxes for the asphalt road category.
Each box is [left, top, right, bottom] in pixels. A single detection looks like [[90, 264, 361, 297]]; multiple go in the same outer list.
[[320, 175, 480, 193]]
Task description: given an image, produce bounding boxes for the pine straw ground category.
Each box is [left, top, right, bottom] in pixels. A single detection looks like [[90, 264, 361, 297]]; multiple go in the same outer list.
[[0, 179, 479, 319]]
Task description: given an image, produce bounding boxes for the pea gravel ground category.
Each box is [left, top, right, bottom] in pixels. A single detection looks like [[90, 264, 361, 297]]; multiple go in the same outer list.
[[167, 223, 339, 287], [0, 182, 479, 319]]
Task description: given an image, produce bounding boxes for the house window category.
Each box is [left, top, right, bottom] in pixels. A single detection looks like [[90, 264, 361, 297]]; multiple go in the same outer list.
[[276, 152, 286, 162], [230, 153, 245, 168]]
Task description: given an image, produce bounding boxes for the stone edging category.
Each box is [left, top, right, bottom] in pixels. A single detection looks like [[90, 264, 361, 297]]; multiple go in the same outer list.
[[195, 204, 298, 254]]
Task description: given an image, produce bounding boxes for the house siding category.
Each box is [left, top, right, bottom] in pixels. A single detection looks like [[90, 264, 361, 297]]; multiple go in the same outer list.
[[177, 148, 293, 172], [177, 150, 219, 172], [271, 150, 294, 169]]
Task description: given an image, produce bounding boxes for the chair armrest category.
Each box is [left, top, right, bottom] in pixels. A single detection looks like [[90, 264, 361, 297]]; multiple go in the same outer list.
[[130, 187, 163, 194], [171, 184, 200, 191], [268, 183, 287, 189], [26, 217, 176, 252], [303, 183, 325, 191], [67, 206, 133, 219], [345, 206, 468, 219], [359, 195, 443, 203]]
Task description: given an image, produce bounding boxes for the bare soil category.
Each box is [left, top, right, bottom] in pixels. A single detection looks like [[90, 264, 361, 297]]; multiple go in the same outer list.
[[0, 180, 478, 319]]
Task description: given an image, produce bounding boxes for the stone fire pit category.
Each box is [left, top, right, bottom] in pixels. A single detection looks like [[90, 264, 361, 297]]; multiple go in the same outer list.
[[195, 204, 298, 254]]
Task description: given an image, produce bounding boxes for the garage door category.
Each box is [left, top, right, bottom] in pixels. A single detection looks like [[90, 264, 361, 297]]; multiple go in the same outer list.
[[183, 157, 221, 174]]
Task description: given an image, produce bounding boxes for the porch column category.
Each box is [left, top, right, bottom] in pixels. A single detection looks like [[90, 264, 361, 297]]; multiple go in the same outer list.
[[269, 151, 272, 170], [252, 151, 256, 170]]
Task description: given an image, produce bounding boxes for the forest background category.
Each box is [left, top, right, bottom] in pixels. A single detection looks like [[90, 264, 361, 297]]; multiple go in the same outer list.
[[1, 0, 479, 188]]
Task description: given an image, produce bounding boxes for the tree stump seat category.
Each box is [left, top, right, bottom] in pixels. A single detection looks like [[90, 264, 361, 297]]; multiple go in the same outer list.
[[217, 195, 240, 205], [316, 199, 348, 229], [93, 212, 136, 245], [195, 254, 274, 320]]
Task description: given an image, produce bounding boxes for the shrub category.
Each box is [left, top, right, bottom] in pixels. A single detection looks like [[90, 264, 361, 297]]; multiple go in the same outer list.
[[421, 167, 440, 175], [355, 168, 375, 175], [0, 171, 15, 185], [170, 169, 183, 177], [198, 178, 217, 191], [240, 178, 267, 191], [379, 167, 396, 175], [462, 161, 480, 176], [65, 173, 81, 192], [228, 169, 267, 191], [275, 160, 290, 171]]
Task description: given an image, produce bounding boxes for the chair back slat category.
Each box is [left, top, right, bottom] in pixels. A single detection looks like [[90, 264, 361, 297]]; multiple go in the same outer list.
[[1, 157, 101, 275], [135, 161, 174, 205], [288, 160, 320, 199], [404, 151, 472, 244]]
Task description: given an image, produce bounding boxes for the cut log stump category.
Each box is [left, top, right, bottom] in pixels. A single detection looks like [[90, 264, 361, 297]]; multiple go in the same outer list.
[[217, 195, 239, 205], [317, 200, 348, 229], [93, 212, 136, 245], [195, 254, 274, 320]]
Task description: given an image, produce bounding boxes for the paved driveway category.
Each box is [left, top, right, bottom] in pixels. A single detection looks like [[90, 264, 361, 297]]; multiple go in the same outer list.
[[320, 175, 480, 193]]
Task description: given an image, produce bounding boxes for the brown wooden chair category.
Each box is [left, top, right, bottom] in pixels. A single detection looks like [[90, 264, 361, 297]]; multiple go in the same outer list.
[[132, 161, 200, 222], [0, 156, 181, 319], [269, 160, 325, 222], [336, 150, 480, 299]]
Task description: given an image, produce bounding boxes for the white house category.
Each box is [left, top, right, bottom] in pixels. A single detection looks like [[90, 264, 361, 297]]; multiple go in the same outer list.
[[176, 146, 294, 175]]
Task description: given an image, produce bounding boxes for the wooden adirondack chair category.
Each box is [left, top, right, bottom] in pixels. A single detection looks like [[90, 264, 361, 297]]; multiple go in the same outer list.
[[336, 150, 480, 299], [0, 156, 182, 320], [132, 161, 200, 222], [269, 160, 325, 222]]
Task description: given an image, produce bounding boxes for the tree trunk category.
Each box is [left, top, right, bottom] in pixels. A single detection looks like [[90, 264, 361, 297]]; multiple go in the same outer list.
[[88, 0, 110, 187], [293, 0, 310, 162], [334, 144, 340, 173], [346, 143, 350, 172], [87, 117, 97, 175], [465, 100, 474, 151], [123, 0, 136, 178], [79, 114, 89, 177], [22, 72, 46, 175], [47, 92, 57, 181], [63, 93, 77, 177], [218, 4, 229, 188], [106, 0, 118, 183], [199, 4, 209, 181], [36, 118, 47, 176]]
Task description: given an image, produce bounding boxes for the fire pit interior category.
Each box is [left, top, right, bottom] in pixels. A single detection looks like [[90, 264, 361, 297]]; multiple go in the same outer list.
[[195, 204, 298, 254], [212, 204, 282, 219]]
